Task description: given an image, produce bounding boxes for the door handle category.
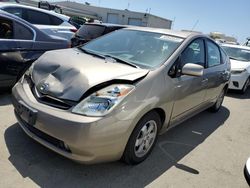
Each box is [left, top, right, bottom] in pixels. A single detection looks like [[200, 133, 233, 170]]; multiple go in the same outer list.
[[11, 47, 26, 51], [16, 47, 26, 51], [202, 78, 208, 83]]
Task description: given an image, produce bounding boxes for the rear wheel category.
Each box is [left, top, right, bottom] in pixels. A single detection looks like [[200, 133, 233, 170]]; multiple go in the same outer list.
[[209, 88, 225, 112], [122, 111, 161, 165], [241, 78, 249, 94]]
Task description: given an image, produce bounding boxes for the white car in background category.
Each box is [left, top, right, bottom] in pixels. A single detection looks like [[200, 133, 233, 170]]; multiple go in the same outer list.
[[221, 44, 250, 94], [0, 3, 77, 40]]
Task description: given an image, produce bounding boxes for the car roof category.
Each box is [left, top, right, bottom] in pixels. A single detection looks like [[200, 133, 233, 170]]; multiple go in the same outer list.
[[221, 43, 250, 50], [124, 26, 202, 39], [0, 3, 69, 21]]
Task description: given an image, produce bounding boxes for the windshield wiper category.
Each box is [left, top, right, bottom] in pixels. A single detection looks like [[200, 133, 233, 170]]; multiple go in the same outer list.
[[104, 55, 139, 68], [78, 47, 105, 59], [78, 48, 139, 68]]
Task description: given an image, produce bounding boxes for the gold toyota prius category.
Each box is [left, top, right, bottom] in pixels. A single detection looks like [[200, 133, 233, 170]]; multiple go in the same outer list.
[[12, 27, 231, 165]]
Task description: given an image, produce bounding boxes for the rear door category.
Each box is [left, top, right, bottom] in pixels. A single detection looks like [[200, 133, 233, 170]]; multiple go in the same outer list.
[[203, 39, 228, 101], [0, 16, 35, 88], [13, 20, 35, 79], [0, 16, 19, 87]]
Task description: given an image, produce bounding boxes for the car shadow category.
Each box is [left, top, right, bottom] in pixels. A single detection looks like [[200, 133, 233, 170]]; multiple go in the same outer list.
[[4, 107, 230, 188], [0, 93, 12, 106], [226, 88, 250, 99]]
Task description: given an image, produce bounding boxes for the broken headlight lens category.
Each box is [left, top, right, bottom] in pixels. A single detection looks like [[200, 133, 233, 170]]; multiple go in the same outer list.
[[72, 84, 135, 116]]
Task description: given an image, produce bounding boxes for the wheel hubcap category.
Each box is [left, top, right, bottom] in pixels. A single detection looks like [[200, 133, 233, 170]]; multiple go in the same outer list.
[[134, 120, 157, 158]]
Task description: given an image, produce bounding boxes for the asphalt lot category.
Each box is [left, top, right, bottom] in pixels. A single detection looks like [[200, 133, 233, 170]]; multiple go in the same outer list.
[[0, 90, 250, 188]]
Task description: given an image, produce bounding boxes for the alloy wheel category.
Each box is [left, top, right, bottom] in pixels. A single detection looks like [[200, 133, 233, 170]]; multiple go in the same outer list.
[[134, 120, 157, 158]]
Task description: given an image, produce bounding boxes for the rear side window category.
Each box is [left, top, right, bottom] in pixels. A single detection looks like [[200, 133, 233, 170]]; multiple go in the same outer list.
[[50, 15, 63, 25], [0, 17, 13, 39], [207, 40, 221, 67], [3, 7, 23, 18], [26, 9, 51, 25], [77, 25, 105, 39], [14, 22, 33, 40], [105, 26, 123, 34]]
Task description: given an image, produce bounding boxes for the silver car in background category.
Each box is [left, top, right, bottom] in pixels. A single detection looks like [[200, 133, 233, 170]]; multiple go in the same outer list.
[[221, 44, 250, 94], [12, 28, 230, 165], [0, 3, 77, 40]]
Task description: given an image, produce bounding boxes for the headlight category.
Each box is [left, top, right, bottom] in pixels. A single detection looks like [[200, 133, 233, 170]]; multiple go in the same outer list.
[[20, 64, 34, 83], [231, 69, 246, 74], [72, 84, 135, 116]]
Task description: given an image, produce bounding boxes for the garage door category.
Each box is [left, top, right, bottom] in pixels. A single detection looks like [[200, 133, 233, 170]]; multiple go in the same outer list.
[[128, 18, 142, 26], [107, 13, 119, 24]]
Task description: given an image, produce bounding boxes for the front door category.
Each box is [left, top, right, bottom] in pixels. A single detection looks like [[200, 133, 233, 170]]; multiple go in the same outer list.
[[170, 38, 208, 121]]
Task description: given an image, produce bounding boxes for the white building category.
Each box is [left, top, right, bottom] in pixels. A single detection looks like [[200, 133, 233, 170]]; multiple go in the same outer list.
[[53, 1, 172, 29]]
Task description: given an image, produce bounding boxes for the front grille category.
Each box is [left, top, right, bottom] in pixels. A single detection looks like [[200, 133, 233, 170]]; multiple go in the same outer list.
[[26, 76, 75, 110], [34, 91, 73, 110], [15, 111, 71, 153]]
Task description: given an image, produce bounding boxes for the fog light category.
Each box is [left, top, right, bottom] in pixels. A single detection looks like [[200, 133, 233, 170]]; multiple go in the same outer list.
[[63, 143, 70, 151], [233, 81, 239, 88]]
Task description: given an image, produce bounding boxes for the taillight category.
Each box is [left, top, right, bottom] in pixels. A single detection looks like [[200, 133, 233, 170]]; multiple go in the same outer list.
[[68, 41, 72, 48], [70, 28, 77, 33]]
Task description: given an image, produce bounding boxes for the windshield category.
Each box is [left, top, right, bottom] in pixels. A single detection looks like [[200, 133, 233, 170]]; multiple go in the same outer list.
[[222, 46, 250, 62], [76, 24, 105, 39], [81, 29, 184, 69]]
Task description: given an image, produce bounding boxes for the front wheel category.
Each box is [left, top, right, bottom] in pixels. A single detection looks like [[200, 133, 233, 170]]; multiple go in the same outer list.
[[122, 111, 161, 165], [209, 88, 225, 112]]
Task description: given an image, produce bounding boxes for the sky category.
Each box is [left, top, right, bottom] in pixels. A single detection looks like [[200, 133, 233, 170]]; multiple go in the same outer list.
[[71, 0, 250, 43]]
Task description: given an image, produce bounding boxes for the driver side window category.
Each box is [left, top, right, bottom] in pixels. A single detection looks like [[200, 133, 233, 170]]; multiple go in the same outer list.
[[168, 38, 205, 78], [181, 39, 205, 68]]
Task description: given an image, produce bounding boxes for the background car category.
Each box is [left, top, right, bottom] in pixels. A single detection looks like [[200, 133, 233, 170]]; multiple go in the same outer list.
[[0, 3, 77, 40], [71, 23, 126, 47], [244, 158, 250, 186], [222, 44, 250, 93], [243, 37, 250, 47], [0, 10, 69, 90], [12, 28, 230, 165]]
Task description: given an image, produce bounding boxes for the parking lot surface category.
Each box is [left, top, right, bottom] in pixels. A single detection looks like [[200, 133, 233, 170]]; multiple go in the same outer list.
[[0, 90, 250, 188]]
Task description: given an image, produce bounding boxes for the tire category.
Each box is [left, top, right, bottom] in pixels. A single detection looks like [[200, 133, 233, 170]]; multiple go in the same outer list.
[[122, 111, 162, 165], [209, 88, 225, 113], [241, 78, 249, 94]]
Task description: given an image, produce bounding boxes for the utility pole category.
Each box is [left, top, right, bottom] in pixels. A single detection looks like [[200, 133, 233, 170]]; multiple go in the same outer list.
[[172, 17, 176, 29], [191, 20, 199, 31]]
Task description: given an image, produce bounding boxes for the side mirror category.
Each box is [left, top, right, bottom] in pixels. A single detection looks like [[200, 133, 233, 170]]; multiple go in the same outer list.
[[182, 63, 204, 77]]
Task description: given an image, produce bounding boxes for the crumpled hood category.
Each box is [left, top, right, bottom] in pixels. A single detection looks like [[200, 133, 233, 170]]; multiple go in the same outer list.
[[32, 48, 148, 101], [230, 59, 250, 70]]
